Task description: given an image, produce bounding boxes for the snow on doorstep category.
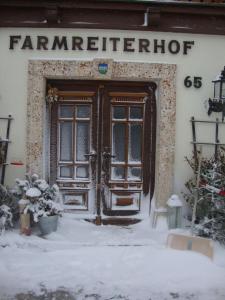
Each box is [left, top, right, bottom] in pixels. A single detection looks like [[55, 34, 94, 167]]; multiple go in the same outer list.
[[0, 215, 225, 300]]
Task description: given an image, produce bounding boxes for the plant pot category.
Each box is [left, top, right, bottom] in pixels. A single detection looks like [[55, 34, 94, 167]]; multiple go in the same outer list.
[[38, 215, 58, 235], [20, 213, 31, 236]]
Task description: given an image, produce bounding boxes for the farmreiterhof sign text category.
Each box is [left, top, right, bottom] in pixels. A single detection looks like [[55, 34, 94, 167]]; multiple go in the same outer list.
[[9, 35, 195, 55]]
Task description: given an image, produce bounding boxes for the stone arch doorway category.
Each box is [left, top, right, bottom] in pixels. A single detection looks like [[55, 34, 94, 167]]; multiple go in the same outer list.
[[27, 59, 176, 217]]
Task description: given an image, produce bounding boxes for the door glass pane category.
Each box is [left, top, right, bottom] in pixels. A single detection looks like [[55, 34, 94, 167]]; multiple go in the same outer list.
[[214, 82, 220, 99], [129, 124, 142, 162], [76, 105, 90, 118], [112, 123, 125, 162], [76, 166, 89, 179], [111, 166, 125, 180], [130, 107, 143, 119], [60, 122, 73, 161], [128, 167, 141, 181], [60, 105, 73, 118], [60, 166, 73, 178], [76, 122, 90, 161], [113, 106, 126, 119]]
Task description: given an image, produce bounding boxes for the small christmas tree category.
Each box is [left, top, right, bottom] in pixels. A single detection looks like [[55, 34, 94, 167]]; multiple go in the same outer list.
[[184, 149, 225, 244]]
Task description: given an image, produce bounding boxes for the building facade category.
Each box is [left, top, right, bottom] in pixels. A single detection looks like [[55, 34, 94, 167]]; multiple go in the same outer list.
[[1, 0, 225, 222]]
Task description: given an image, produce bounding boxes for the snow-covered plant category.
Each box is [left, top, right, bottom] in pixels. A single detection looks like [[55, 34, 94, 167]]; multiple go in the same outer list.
[[183, 150, 225, 244], [13, 173, 40, 197], [0, 184, 18, 233], [0, 204, 13, 234], [14, 174, 63, 223]]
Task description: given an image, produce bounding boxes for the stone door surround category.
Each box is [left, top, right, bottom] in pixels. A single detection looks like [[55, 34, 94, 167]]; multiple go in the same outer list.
[[27, 58, 176, 208]]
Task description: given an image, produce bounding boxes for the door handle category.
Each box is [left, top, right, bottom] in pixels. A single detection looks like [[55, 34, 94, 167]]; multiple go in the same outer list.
[[102, 149, 115, 159], [84, 151, 97, 166], [84, 151, 97, 158], [102, 148, 115, 176]]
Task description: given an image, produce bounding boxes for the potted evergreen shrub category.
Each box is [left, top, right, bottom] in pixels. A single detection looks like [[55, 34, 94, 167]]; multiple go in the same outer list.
[[25, 188, 62, 235], [14, 174, 63, 235]]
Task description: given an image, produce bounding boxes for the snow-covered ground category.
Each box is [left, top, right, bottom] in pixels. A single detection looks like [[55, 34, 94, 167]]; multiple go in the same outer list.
[[1, 214, 225, 300]]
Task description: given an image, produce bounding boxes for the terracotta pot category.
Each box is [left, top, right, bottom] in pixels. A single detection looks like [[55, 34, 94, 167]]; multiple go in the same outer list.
[[20, 213, 31, 235]]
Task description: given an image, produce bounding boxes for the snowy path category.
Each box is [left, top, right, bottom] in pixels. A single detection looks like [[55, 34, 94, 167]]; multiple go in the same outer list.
[[1, 214, 225, 300]]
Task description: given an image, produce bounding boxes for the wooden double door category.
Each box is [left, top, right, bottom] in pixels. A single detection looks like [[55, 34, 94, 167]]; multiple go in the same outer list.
[[50, 81, 156, 216]]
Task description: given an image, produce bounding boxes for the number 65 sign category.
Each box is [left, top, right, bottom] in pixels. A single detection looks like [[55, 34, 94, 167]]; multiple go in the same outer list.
[[184, 76, 202, 89]]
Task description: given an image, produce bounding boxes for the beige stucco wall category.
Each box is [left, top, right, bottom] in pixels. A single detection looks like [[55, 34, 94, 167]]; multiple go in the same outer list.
[[0, 28, 225, 204]]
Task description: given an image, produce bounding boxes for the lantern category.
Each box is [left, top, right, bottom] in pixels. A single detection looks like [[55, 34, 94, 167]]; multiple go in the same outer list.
[[208, 67, 225, 121]]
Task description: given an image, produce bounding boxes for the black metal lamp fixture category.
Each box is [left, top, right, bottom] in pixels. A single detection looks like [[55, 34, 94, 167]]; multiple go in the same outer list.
[[208, 66, 225, 121]]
